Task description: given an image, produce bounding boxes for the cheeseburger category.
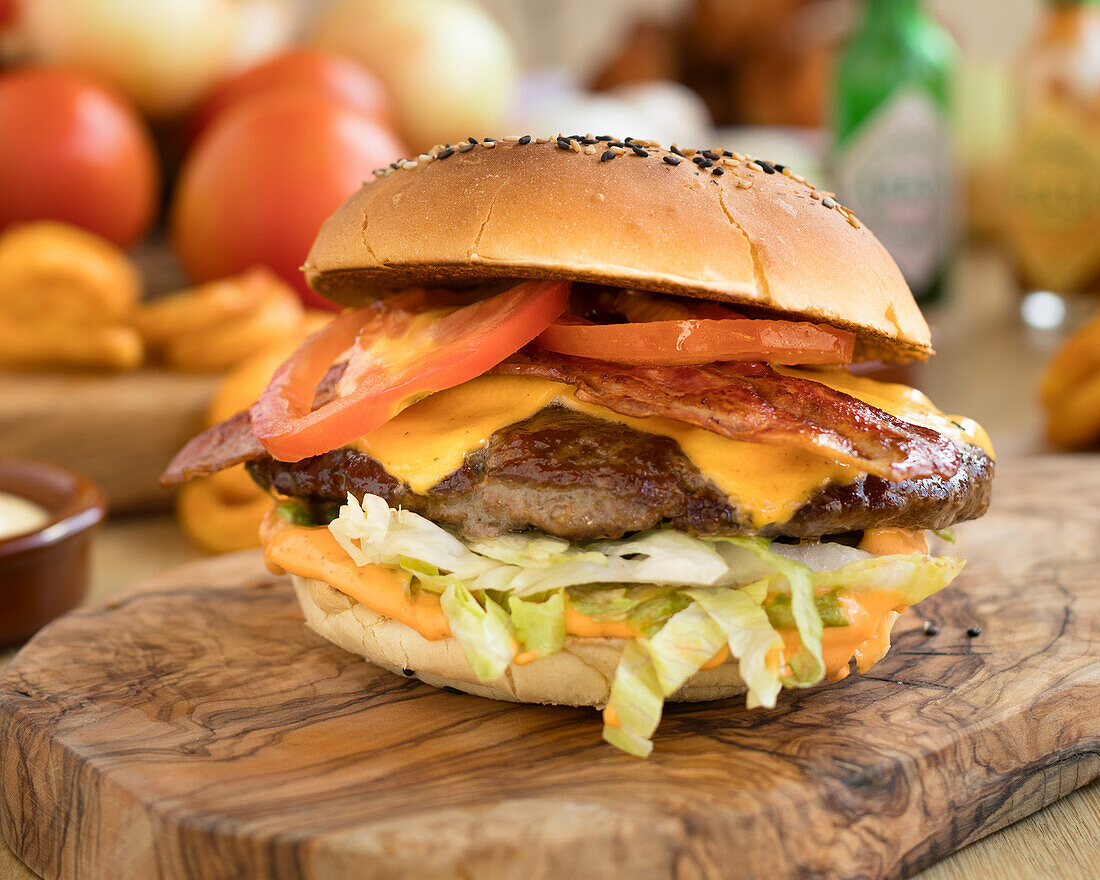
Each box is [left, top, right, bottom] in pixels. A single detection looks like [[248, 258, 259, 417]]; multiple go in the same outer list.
[[164, 135, 994, 756]]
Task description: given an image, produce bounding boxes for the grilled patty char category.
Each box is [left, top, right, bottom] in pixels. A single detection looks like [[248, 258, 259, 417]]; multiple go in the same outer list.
[[247, 407, 993, 541]]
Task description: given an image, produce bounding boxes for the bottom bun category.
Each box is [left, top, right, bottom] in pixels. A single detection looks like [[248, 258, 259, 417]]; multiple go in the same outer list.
[[293, 575, 749, 706]]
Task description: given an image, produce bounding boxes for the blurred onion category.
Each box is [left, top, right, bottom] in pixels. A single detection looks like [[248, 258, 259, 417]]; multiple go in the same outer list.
[[22, 0, 239, 117], [312, 0, 517, 150], [510, 75, 713, 149], [609, 81, 713, 148]]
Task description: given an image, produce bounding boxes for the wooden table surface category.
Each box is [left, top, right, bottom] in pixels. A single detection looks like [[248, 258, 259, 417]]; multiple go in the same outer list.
[[1, 248, 1098, 879]]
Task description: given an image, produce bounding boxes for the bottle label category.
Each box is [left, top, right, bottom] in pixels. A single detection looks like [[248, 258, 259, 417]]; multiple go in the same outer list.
[[833, 87, 956, 296], [1003, 103, 1100, 293]]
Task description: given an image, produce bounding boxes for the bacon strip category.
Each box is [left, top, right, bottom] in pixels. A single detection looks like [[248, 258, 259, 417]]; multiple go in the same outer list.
[[493, 351, 959, 482], [164, 351, 961, 487], [160, 362, 348, 486]]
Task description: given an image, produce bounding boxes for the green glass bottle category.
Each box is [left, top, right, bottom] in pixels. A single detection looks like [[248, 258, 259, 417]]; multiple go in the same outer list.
[[832, 0, 957, 305]]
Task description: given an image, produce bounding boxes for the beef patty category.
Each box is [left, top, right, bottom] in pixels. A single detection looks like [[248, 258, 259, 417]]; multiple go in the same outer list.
[[247, 407, 993, 541]]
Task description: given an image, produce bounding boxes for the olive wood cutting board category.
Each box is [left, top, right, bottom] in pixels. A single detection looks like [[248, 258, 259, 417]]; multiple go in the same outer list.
[[0, 369, 217, 513], [1, 456, 1098, 880]]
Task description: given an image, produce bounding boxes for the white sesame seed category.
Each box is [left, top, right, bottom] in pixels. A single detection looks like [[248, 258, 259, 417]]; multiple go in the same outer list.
[[503, 135, 520, 142], [583, 144, 596, 155], [402, 160, 418, 169], [747, 162, 763, 172], [536, 137, 550, 144], [484, 140, 496, 148], [610, 145, 626, 154], [737, 178, 752, 188]]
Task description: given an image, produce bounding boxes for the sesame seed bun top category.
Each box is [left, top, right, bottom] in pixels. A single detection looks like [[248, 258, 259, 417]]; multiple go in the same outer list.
[[304, 136, 932, 363]]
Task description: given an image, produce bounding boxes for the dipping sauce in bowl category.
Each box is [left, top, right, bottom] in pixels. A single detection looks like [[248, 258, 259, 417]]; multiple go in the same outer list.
[[0, 491, 50, 540], [0, 459, 107, 647]]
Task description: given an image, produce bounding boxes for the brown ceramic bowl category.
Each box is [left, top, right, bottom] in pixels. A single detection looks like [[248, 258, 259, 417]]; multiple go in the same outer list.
[[0, 458, 106, 648]]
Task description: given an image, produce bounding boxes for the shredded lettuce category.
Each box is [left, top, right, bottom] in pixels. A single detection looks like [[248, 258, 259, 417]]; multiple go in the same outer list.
[[276, 498, 316, 527], [687, 584, 784, 709], [328, 494, 967, 757], [603, 604, 727, 757], [601, 641, 664, 757], [626, 590, 691, 638], [508, 591, 566, 659], [813, 555, 965, 606], [713, 537, 824, 686], [439, 582, 514, 682], [765, 590, 849, 629], [565, 585, 637, 620], [329, 493, 757, 597]]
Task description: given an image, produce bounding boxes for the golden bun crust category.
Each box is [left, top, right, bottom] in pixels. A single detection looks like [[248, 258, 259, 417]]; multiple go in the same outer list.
[[305, 138, 930, 362], [293, 575, 748, 706]]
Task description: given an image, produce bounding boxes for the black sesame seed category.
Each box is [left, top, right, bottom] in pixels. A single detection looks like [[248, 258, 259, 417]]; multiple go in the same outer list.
[[722, 150, 734, 157], [822, 197, 836, 208], [402, 668, 415, 676], [389, 161, 400, 169], [663, 155, 681, 166], [581, 137, 597, 145], [484, 137, 496, 143], [600, 149, 616, 162], [670, 145, 685, 157], [624, 136, 635, 143], [607, 141, 625, 148], [711, 167, 724, 176], [437, 148, 455, 159], [775, 163, 787, 172], [556, 137, 571, 150], [442, 685, 463, 694], [702, 150, 719, 160], [595, 135, 613, 141], [518, 134, 531, 145], [922, 620, 939, 636], [630, 145, 648, 157], [757, 160, 777, 174], [966, 626, 982, 638], [467, 136, 478, 144], [692, 155, 706, 165]]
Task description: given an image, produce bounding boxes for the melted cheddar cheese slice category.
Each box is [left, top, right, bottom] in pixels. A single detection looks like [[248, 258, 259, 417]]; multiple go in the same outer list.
[[349, 372, 992, 529]]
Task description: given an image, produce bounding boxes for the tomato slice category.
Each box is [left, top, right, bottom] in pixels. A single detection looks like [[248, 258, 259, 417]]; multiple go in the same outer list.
[[534, 316, 854, 366], [251, 280, 570, 461]]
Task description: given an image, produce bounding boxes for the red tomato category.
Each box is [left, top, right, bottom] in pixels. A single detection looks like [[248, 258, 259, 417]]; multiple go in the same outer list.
[[171, 90, 405, 308], [190, 49, 393, 141], [535, 317, 855, 365], [0, 0, 17, 31], [251, 281, 570, 461], [0, 68, 159, 246]]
